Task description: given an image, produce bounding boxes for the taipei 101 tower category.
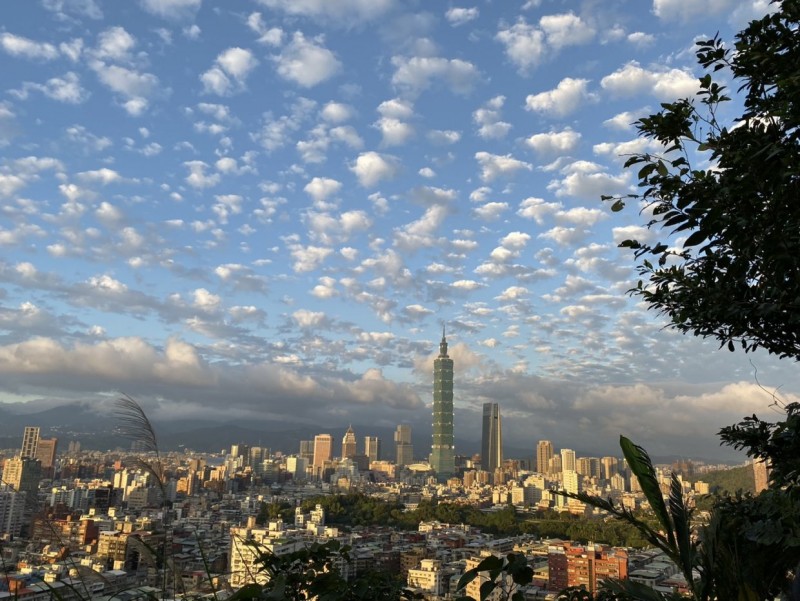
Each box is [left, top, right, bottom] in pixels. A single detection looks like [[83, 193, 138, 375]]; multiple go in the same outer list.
[[429, 327, 455, 481]]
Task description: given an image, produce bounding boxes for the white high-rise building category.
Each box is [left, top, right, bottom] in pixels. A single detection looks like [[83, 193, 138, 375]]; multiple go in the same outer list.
[[364, 436, 381, 462], [0, 486, 26, 538], [229, 527, 304, 588], [560, 449, 576, 473], [21, 427, 40, 459]]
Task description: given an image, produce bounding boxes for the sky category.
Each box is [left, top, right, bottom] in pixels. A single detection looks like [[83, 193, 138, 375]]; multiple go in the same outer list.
[[0, 0, 795, 462]]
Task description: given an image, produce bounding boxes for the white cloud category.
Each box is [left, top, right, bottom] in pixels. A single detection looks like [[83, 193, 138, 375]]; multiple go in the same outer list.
[[653, 0, 739, 22], [254, 0, 395, 23], [525, 128, 581, 155], [184, 161, 220, 188], [193, 288, 221, 312], [350, 151, 400, 187], [627, 32, 656, 46], [374, 99, 415, 146], [539, 12, 595, 49], [473, 95, 511, 140], [428, 129, 461, 145], [475, 152, 532, 182], [500, 231, 531, 249], [0, 33, 60, 60], [304, 177, 342, 204], [548, 161, 631, 198], [89, 60, 160, 114], [274, 32, 341, 88], [445, 7, 479, 26], [497, 286, 528, 301], [247, 13, 284, 46], [201, 47, 258, 95], [140, 0, 201, 20], [289, 245, 333, 272], [525, 77, 593, 117], [59, 38, 84, 62], [517, 196, 561, 224], [12, 72, 89, 104], [601, 61, 698, 100], [321, 102, 353, 123], [77, 167, 122, 185], [452, 279, 482, 290], [603, 109, 648, 131], [94, 26, 136, 62], [496, 20, 546, 74], [391, 55, 480, 96], [474, 202, 509, 220], [419, 167, 435, 178]]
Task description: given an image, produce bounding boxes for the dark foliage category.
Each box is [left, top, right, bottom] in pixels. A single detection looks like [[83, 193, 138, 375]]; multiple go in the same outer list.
[[603, 1, 800, 359]]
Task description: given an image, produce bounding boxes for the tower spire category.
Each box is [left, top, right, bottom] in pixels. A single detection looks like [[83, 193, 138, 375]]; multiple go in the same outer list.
[[439, 324, 448, 356]]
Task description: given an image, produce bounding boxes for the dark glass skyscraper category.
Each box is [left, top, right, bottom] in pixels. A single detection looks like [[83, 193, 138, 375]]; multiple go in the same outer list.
[[481, 402, 502, 473], [430, 328, 455, 481]]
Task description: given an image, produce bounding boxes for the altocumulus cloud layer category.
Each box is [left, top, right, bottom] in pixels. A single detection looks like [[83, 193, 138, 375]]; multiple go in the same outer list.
[[0, 0, 795, 460]]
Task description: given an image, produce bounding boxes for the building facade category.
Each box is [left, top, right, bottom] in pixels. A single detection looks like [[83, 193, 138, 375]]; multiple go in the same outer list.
[[429, 329, 455, 481], [536, 440, 553, 474], [394, 425, 413, 466], [481, 403, 502, 474], [364, 436, 381, 462], [312, 434, 333, 470], [341, 426, 356, 459], [21, 426, 40, 459]]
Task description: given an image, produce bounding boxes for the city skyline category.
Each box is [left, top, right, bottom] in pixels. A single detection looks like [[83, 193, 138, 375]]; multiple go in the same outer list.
[[1, 1, 798, 463]]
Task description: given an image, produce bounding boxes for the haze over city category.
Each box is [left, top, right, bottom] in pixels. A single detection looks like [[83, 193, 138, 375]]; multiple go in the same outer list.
[[1, 0, 797, 461]]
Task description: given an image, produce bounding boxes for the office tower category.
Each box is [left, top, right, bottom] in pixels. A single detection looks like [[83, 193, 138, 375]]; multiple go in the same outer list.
[[601, 456, 618, 480], [231, 444, 250, 465], [536, 440, 553, 474], [3, 456, 41, 537], [395, 425, 413, 466], [549, 455, 562, 473], [364, 436, 381, 462], [429, 328, 455, 481], [250, 446, 267, 467], [299, 440, 314, 464], [286, 456, 308, 481], [341, 426, 357, 459], [560, 448, 576, 473], [4, 457, 41, 494], [313, 434, 333, 468], [21, 426, 40, 459], [34, 438, 58, 469], [481, 403, 503, 473], [34, 438, 58, 478]]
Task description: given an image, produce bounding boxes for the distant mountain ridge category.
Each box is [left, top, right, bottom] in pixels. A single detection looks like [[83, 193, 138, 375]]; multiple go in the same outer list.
[[0, 400, 717, 464]]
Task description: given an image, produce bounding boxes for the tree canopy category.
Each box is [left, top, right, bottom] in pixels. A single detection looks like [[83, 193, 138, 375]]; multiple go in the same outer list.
[[604, 0, 800, 359]]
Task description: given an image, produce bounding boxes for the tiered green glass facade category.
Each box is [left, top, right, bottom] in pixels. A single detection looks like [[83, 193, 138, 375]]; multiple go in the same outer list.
[[429, 329, 454, 481]]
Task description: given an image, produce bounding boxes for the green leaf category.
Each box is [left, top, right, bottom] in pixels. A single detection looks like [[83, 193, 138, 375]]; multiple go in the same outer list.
[[683, 230, 707, 247], [619, 436, 677, 551], [479, 581, 496, 601]]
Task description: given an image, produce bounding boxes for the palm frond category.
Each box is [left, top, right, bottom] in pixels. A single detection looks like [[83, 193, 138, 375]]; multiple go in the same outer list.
[[115, 394, 160, 454], [668, 473, 695, 586]]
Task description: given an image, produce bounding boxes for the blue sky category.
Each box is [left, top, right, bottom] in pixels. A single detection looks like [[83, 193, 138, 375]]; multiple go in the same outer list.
[[0, 0, 794, 460]]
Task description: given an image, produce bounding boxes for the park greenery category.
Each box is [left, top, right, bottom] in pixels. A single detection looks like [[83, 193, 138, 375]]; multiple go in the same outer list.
[[256, 492, 656, 548]]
